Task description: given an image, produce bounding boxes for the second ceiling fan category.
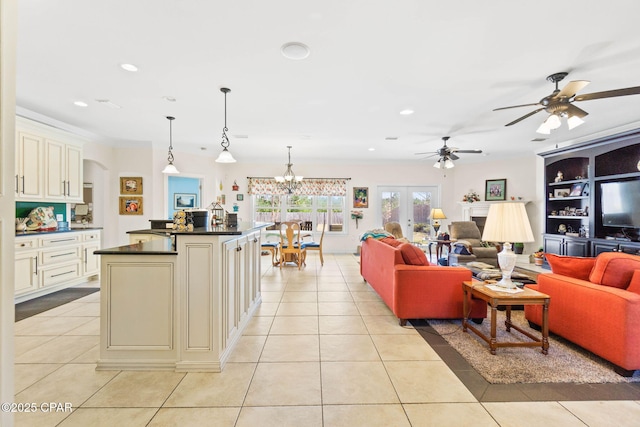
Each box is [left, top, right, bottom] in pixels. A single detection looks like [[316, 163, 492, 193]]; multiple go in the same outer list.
[[494, 72, 640, 134], [415, 136, 483, 169]]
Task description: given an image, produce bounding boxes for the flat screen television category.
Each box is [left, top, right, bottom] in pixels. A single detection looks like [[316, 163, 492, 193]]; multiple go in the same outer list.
[[600, 180, 640, 228]]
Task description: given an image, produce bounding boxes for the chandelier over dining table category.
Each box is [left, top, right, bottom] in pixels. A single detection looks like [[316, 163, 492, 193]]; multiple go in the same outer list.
[[275, 146, 303, 194]]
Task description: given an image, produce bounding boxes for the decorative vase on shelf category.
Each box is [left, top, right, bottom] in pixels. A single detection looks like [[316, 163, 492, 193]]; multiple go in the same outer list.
[[15, 218, 27, 232]]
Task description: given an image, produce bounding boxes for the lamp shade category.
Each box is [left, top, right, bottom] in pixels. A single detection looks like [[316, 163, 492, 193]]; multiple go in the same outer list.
[[430, 208, 447, 220], [481, 202, 534, 243], [215, 148, 236, 163]]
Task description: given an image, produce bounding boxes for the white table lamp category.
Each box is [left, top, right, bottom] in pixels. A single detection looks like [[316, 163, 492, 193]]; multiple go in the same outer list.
[[481, 203, 534, 289]]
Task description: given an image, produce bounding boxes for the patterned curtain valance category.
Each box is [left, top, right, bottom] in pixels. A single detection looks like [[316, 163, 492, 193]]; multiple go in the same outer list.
[[247, 178, 348, 196]]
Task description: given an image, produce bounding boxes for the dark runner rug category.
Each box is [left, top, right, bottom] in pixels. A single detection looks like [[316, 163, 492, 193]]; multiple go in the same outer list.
[[15, 287, 99, 322], [419, 310, 640, 384]]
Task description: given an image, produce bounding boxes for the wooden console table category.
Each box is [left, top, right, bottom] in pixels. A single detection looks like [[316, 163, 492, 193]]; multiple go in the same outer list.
[[462, 281, 550, 355]]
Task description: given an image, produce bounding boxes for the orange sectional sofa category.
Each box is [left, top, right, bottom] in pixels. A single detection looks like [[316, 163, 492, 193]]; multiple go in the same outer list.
[[525, 252, 640, 375], [360, 236, 487, 326]]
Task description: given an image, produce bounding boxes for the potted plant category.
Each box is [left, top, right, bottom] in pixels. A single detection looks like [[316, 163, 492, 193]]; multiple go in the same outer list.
[[533, 248, 544, 266], [513, 242, 524, 254]]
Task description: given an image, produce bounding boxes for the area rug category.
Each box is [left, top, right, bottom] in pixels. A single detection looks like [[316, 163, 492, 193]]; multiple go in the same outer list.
[[15, 287, 99, 322], [427, 310, 640, 384]]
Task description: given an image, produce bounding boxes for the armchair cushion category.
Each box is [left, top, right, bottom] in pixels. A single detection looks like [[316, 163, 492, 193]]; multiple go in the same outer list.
[[470, 246, 498, 259], [625, 270, 640, 295], [589, 252, 640, 289], [545, 253, 595, 281]]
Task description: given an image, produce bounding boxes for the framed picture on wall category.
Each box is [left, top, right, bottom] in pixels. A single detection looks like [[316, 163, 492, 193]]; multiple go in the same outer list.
[[174, 193, 197, 209], [353, 187, 369, 208], [120, 177, 143, 195], [236, 194, 244, 201], [485, 179, 507, 201], [119, 197, 143, 215]]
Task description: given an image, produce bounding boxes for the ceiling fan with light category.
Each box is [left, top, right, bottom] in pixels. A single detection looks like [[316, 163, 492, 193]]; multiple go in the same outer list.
[[494, 72, 640, 134], [415, 136, 483, 169]]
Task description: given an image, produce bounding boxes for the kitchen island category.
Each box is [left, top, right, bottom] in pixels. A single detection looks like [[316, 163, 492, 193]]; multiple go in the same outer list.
[[95, 222, 270, 372]]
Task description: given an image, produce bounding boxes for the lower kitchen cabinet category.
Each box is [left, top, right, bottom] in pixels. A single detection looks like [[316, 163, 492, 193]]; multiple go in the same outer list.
[[15, 229, 102, 302]]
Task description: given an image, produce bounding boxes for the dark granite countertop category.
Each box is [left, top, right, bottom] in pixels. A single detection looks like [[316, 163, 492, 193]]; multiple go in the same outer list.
[[94, 239, 177, 255], [16, 227, 103, 237], [127, 221, 272, 236]]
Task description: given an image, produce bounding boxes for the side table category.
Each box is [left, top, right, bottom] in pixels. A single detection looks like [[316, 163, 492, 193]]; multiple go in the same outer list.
[[421, 239, 452, 260], [461, 281, 550, 355]]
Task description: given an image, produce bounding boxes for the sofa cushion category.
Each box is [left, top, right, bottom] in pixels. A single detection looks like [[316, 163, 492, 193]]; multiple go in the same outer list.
[[380, 237, 403, 247], [625, 270, 640, 295], [545, 253, 595, 281], [589, 252, 640, 289], [398, 243, 429, 266]]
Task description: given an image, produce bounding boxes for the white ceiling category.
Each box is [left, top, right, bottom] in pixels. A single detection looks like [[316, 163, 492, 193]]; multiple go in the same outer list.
[[15, 0, 640, 165]]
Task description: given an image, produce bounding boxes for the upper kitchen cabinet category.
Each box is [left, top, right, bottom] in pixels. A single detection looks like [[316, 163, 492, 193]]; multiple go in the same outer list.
[[44, 138, 83, 200], [16, 117, 85, 202], [15, 131, 44, 199]]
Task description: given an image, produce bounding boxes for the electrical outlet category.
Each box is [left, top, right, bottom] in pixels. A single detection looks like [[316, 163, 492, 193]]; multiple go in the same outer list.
[[56, 214, 63, 221]]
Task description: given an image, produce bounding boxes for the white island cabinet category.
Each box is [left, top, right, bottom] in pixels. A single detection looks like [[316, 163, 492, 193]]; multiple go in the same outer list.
[[95, 222, 268, 372]]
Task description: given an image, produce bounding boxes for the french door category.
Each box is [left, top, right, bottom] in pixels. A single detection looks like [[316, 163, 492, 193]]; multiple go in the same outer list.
[[378, 186, 439, 242]]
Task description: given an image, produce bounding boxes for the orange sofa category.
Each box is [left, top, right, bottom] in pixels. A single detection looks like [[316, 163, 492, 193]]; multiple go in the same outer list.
[[525, 252, 640, 375], [360, 236, 487, 326]]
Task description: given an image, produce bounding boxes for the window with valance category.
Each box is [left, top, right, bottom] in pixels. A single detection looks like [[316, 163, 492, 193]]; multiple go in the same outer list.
[[247, 178, 348, 196]]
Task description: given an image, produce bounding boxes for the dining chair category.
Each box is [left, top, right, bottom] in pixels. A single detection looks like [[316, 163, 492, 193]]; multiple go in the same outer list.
[[261, 240, 280, 266], [303, 222, 325, 265], [279, 221, 307, 269]]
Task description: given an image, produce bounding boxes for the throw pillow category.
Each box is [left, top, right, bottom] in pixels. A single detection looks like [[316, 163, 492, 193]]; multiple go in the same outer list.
[[589, 252, 640, 289], [398, 243, 430, 266], [625, 270, 640, 295], [545, 253, 595, 281], [453, 243, 472, 255], [380, 237, 403, 247]]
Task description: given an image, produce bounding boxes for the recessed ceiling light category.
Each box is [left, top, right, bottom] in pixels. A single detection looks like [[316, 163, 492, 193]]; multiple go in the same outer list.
[[73, 101, 88, 107], [368, 148, 375, 151], [281, 42, 310, 60], [385, 137, 398, 141], [120, 63, 138, 72], [399, 109, 414, 115], [234, 135, 249, 139], [163, 96, 176, 102]]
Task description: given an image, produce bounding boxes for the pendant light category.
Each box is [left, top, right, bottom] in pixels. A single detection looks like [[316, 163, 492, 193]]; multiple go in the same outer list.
[[162, 116, 179, 174], [275, 146, 303, 194], [215, 87, 236, 163]]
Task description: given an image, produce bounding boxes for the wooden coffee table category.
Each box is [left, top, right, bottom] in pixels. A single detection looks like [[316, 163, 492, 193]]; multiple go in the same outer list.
[[462, 281, 550, 355]]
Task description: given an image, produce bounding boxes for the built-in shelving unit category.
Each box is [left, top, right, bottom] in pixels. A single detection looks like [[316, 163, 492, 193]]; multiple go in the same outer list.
[[540, 129, 640, 258]]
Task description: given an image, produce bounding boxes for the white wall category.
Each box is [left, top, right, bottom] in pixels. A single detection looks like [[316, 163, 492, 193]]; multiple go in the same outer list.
[[81, 141, 543, 251], [1, 0, 17, 422]]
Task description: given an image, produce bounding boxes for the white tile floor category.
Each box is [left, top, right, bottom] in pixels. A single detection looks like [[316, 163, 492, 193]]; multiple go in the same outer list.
[[13, 253, 640, 426]]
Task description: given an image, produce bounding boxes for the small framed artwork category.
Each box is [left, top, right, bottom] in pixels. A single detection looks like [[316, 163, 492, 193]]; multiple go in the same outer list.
[[553, 188, 570, 198], [569, 182, 584, 196], [485, 179, 506, 201], [353, 187, 369, 208], [120, 177, 143, 195], [236, 194, 244, 201], [174, 193, 197, 209], [581, 182, 590, 197], [119, 196, 143, 215]]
